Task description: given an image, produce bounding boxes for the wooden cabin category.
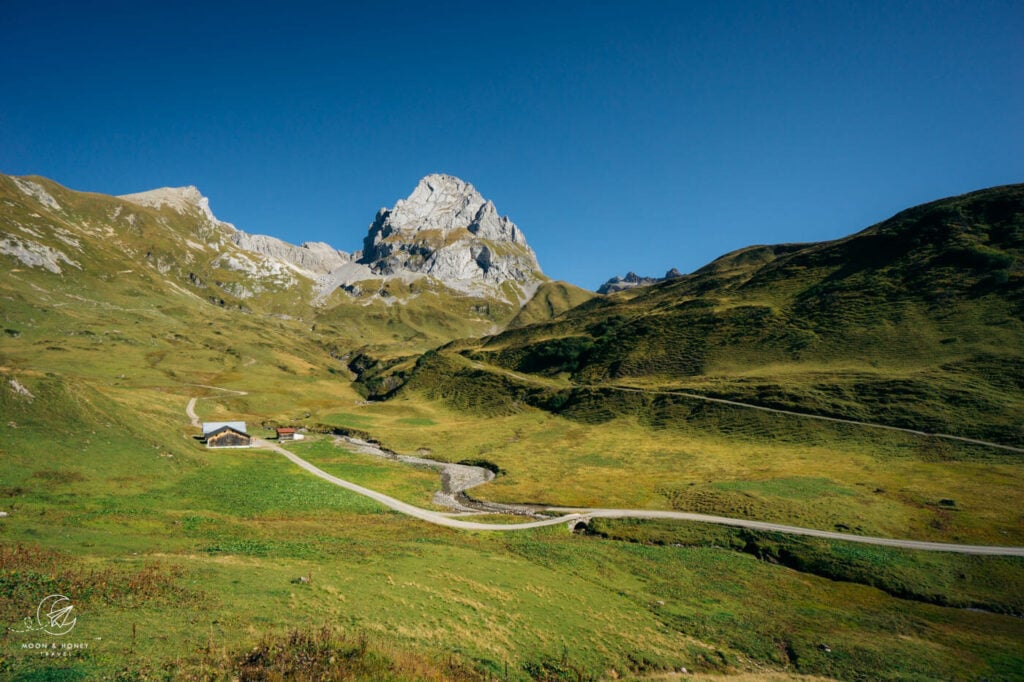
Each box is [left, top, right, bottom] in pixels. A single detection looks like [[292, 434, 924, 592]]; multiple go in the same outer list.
[[276, 427, 297, 441], [203, 421, 251, 448]]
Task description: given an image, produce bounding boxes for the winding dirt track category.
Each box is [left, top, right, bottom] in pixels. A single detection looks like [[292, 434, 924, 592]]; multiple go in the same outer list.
[[186, 385, 249, 428], [188, 391, 1024, 556]]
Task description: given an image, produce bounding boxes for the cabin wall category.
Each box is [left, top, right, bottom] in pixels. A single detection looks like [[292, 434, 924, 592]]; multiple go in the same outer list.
[[208, 432, 251, 448]]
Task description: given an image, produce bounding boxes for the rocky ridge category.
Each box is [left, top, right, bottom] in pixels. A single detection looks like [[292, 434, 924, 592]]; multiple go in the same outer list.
[[230, 232, 351, 277], [120, 186, 352, 279], [0, 172, 554, 346]]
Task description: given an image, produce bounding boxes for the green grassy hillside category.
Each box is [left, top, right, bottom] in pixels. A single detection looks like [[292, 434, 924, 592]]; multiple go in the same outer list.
[[345, 184, 1024, 573], [2, 378, 1022, 680], [0, 175, 316, 316], [449, 184, 1024, 446], [507, 280, 596, 329]]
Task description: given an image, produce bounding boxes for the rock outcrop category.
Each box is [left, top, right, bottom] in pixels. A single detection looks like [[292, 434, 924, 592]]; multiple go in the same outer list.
[[0, 235, 80, 274], [598, 268, 683, 294]]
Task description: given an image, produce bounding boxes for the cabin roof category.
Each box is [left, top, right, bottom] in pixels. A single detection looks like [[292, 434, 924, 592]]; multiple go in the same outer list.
[[206, 425, 250, 438], [203, 421, 248, 436], [276, 427, 296, 433]]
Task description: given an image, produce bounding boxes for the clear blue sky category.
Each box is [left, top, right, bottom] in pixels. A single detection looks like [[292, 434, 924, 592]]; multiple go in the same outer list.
[[3, 1, 1022, 290]]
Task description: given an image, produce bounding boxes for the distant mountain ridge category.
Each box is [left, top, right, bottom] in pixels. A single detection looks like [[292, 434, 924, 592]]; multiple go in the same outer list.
[[598, 268, 683, 294], [119, 185, 354, 280]]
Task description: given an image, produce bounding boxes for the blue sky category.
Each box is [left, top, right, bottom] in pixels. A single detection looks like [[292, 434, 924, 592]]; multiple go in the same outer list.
[[2, 1, 1022, 290]]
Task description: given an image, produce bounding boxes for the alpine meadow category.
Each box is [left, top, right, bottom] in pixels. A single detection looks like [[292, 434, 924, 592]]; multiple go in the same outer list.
[[1, 170, 1022, 681]]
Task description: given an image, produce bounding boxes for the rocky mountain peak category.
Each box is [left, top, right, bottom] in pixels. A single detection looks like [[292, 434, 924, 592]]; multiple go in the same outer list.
[[391, 174, 486, 232], [111, 174, 543, 306], [361, 174, 526, 257], [328, 174, 542, 303]]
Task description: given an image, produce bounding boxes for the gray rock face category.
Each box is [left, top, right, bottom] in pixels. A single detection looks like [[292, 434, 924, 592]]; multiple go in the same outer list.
[[598, 268, 683, 294], [343, 174, 543, 302], [230, 231, 350, 276], [12, 178, 62, 212], [0, 236, 79, 274], [361, 175, 526, 257]]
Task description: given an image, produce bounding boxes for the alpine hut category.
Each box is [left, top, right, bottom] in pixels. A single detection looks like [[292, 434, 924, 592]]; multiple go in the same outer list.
[[203, 421, 251, 448]]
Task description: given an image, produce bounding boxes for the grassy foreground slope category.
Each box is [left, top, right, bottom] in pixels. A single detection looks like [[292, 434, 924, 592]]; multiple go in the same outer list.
[[1, 377, 1022, 681]]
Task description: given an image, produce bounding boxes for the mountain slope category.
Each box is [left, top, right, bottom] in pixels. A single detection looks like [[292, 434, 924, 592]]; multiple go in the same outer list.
[[389, 184, 1024, 445]]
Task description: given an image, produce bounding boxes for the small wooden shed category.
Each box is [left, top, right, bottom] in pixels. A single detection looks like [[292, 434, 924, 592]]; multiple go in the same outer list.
[[276, 427, 297, 441], [203, 421, 251, 448]]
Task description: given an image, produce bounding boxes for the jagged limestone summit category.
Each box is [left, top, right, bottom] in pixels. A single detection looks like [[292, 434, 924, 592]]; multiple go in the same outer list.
[[321, 174, 543, 303]]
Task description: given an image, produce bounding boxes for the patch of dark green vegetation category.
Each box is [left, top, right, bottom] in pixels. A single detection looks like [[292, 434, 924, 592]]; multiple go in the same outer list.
[[305, 423, 375, 441], [403, 352, 551, 417], [214, 626, 490, 682], [29, 470, 87, 484], [348, 351, 415, 399], [507, 335, 597, 375], [456, 458, 503, 475], [7, 668, 92, 682]]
